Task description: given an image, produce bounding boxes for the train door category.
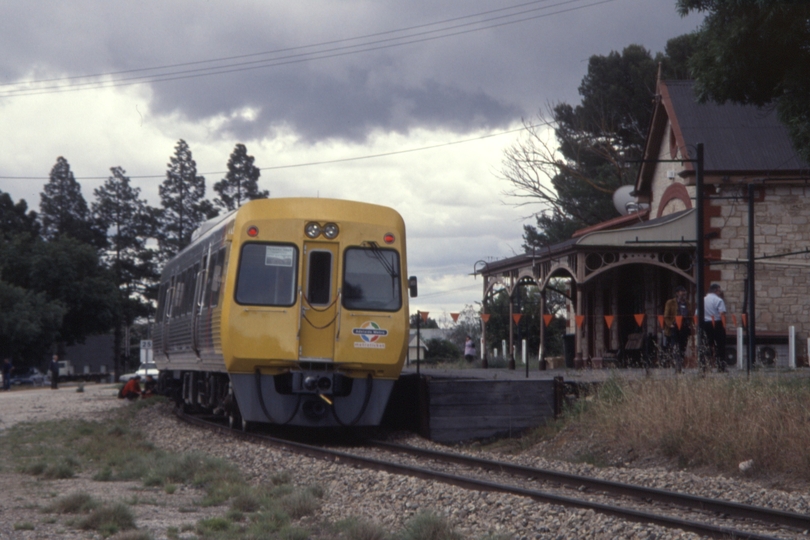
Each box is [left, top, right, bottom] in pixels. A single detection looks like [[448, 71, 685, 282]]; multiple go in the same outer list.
[[299, 242, 338, 361]]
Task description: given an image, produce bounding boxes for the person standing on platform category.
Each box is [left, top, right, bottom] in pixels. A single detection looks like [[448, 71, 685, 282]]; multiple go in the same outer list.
[[464, 336, 476, 362], [49, 354, 60, 389], [701, 283, 728, 372], [663, 286, 691, 372]]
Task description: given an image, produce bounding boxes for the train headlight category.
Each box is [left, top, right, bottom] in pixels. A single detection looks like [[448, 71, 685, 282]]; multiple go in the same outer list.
[[323, 223, 339, 239], [305, 222, 321, 238]]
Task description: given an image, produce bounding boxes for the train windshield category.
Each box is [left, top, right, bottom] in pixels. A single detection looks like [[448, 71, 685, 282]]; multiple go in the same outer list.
[[235, 243, 298, 306], [342, 247, 401, 311]]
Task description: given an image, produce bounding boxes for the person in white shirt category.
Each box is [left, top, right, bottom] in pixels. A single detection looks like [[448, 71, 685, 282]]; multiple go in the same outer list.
[[701, 283, 727, 372]]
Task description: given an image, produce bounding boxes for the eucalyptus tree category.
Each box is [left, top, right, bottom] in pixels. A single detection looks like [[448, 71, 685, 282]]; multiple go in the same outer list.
[[213, 143, 268, 212]]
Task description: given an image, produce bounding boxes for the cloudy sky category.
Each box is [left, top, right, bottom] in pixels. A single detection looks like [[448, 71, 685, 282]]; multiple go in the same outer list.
[[0, 0, 702, 321]]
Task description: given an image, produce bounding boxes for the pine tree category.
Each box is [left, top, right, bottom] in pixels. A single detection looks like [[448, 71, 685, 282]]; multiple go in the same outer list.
[[213, 143, 268, 212], [92, 167, 159, 376], [157, 140, 215, 259], [39, 156, 105, 247]]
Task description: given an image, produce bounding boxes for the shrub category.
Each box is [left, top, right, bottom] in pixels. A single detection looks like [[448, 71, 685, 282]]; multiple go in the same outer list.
[[424, 339, 461, 361], [398, 511, 462, 540]]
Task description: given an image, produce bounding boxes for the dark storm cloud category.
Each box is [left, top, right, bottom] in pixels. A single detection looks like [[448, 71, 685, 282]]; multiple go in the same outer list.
[[150, 66, 521, 142], [0, 0, 702, 143]]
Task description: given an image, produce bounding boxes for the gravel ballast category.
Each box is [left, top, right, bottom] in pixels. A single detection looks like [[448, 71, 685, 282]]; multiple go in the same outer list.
[[0, 383, 807, 539]]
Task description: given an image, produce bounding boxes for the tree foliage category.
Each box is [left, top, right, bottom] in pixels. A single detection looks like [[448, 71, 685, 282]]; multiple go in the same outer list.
[[502, 39, 697, 249], [158, 139, 217, 259], [677, 0, 810, 162], [93, 167, 159, 375], [410, 314, 439, 329], [213, 143, 268, 212], [39, 157, 106, 247], [483, 283, 569, 358]]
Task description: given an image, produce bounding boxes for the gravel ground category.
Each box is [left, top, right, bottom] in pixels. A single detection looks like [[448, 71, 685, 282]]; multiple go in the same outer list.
[[0, 383, 807, 539]]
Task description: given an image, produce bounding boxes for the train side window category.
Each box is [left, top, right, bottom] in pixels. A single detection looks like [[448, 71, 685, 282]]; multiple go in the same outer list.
[[209, 248, 225, 308], [166, 275, 176, 319], [184, 263, 200, 314], [307, 251, 332, 305], [174, 270, 188, 317], [235, 243, 297, 306], [156, 282, 169, 323], [342, 247, 401, 311]]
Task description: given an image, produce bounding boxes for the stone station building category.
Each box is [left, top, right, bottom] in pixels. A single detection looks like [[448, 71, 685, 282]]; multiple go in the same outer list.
[[477, 80, 810, 369]]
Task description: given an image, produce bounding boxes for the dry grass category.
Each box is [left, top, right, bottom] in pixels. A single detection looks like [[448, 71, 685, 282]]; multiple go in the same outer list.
[[573, 374, 810, 477]]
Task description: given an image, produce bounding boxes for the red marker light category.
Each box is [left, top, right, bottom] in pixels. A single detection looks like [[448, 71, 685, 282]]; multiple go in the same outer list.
[[247, 226, 259, 237], [383, 233, 395, 244]]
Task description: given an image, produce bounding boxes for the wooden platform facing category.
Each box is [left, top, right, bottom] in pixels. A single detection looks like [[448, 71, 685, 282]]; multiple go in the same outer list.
[[383, 367, 561, 444]]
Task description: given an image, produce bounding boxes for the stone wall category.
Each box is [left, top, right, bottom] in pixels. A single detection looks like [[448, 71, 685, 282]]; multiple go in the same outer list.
[[707, 184, 810, 344]]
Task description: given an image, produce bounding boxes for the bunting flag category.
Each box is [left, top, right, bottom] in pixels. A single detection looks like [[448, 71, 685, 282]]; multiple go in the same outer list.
[[543, 314, 553, 327], [741, 313, 747, 328], [512, 314, 523, 325], [658, 315, 665, 329], [721, 313, 726, 327], [634, 314, 645, 327], [420, 311, 430, 323], [575, 315, 585, 328], [711, 315, 716, 327], [450, 312, 459, 322], [675, 315, 683, 330], [732, 313, 737, 326], [693, 315, 699, 327], [604, 315, 614, 328], [480, 314, 491, 323]]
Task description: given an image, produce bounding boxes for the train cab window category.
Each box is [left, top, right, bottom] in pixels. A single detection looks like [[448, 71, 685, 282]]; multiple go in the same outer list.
[[342, 247, 401, 311], [235, 243, 297, 306], [307, 251, 332, 305]]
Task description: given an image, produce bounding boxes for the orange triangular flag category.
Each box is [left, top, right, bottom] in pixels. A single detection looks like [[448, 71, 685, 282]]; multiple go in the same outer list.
[[575, 315, 585, 328], [450, 312, 459, 322], [480, 314, 491, 323], [604, 315, 614, 328], [732, 313, 737, 326], [721, 313, 726, 327], [675, 315, 683, 330], [658, 315, 665, 329], [420, 311, 429, 323], [711, 315, 716, 327], [512, 314, 522, 324], [741, 313, 747, 328], [634, 314, 645, 327], [543, 314, 553, 327], [693, 315, 699, 327]]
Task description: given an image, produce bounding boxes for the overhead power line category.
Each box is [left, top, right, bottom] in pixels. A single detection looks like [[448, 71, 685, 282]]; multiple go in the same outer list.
[[0, 0, 617, 98], [0, 123, 541, 181]]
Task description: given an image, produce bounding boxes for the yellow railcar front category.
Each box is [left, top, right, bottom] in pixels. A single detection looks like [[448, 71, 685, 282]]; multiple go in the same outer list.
[[220, 198, 411, 426]]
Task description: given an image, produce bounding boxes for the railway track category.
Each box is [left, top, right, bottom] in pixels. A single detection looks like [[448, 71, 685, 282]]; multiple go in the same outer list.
[[177, 410, 805, 539]]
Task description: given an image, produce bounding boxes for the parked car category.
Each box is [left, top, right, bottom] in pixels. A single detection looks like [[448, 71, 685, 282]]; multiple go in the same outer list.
[[119, 362, 159, 383], [10, 367, 47, 386]]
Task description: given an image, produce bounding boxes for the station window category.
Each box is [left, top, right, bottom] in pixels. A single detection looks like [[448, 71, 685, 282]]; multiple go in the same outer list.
[[235, 243, 298, 306], [342, 247, 401, 311]]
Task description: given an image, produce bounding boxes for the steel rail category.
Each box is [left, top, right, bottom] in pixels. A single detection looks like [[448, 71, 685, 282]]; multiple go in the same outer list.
[[175, 411, 783, 540], [369, 440, 810, 532]]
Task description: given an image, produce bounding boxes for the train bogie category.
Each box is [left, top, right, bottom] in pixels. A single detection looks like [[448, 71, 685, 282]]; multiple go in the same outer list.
[[152, 198, 413, 427]]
